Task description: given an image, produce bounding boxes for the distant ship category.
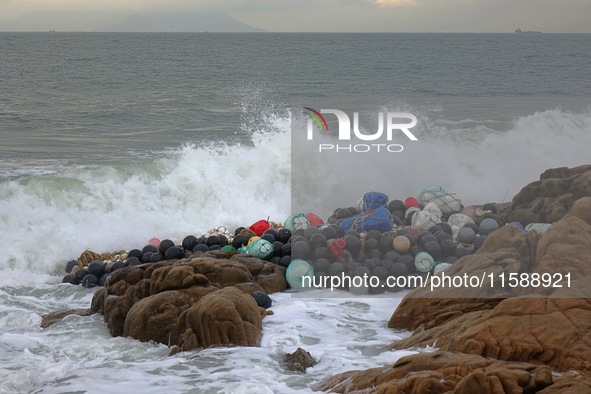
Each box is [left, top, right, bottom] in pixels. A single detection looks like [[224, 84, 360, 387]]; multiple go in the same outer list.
[[515, 28, 542, 34]]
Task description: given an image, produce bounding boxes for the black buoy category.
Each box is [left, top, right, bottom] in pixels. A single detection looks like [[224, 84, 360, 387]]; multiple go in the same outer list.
[[158, 239, 175, 255], [165, 246, 184, 260], [192, 243, 209, 252], [251, 291, 272, 309], [87, 260, 105, 277], [65, 260, 79, 273], [81, 274, 98, 288], [182, 235, 198, 251]]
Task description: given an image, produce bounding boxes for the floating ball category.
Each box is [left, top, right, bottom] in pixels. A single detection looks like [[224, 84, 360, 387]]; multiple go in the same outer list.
[[285, 259, 314, 290], [272, 241, 284, 257], [279, 255, 291, 267], [379, 236, 395, 254], [62, 274, 76, 284], [312, 246, 329, 260], [344, 235, 361, 256], [464, 222, 479, 234], [383, 250, 400, 262], [455, 246, 474, 258], [328, 262, 346, 276], [320, 226, 337, 240], [158, 239, 175, 255], [261, 233, 276, 244], [393, 236, 411, 253], [365, 238, 379, 252], [373, 266, 389, 281], [366, 229, 382, 240], [87, 260, 105, 277], [98, 273, 109, 287], [439, 238, 457, 257], [128, 249, 142, 259], [232, 235, 249, 249], [148, 238, 160, 247], [447, 213, 475, 229], [65, 260, 79, 273], [304, 227, 321, 239], [437, 222, 453, 235], [474, 235, 487, 251], [479, 218, 499, 235], [140, 253, 153, 264], [313, 258, 331, 273], [192, 244, 209, 252], [433, 262, 452, 275], [387, 199, 406, 213], [309, 233, 327, 248], [404, 197, 419, 209], [150, 253, 163, 262], [246, 236, 261, 247], [81, 274, 98, 288], [414, 252, 435, 272], [509, 222, 526, 232], [182, 235, 198, 251], [142, 244, 158, 254], [165, 246, 184, 260], [110, 261, 126, 271], [482, 203, 497, 213], [458, 227, 477, 244], [390, 262, 409, 277], [251, 291, 272, 308], [206, 236, 221, 247], [246, 239, 274, 259], [291, 241, 311, 260]]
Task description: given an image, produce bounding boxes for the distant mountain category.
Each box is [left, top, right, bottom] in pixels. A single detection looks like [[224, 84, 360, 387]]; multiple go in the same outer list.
[[0, 10, 263, 32]]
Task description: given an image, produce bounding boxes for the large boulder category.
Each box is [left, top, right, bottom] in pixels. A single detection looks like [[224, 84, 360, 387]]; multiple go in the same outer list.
[[508, 165, 591, 226], [387, 197, 591, 373], [314, 351, 591, 394], [388, 223, 538, 331], [84, 251, 286, 351], [170, 286, 265, 351]]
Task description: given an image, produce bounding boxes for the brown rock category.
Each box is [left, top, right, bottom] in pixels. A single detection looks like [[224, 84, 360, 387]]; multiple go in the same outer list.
[[388, 224, 537, 331], [40, 308, 92, 329], [284, 347, 317, 372], [509, 165, 591, 226], [123, 287, 219, 345], [385, 196, 591, 379], [83, 251, 286, 352], [170, 287, 264, 351], [314, 351, 555, 394]]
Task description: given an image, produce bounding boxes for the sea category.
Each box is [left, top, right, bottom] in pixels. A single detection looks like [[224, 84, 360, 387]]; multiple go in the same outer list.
[[0, 32, 590, 393]]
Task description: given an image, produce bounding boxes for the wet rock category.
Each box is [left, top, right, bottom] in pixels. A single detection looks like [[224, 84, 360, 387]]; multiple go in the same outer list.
[[41, 308, 92, 329], [86, 251, 285, 351], [509, 165, 591, 226], [313, 351, 566, 394], [284, 347, 317, 373]]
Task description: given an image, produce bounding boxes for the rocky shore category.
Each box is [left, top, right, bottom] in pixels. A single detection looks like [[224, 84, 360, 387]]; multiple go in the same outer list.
[[42, 165, 591, 392], [316, 165, 591, 393]]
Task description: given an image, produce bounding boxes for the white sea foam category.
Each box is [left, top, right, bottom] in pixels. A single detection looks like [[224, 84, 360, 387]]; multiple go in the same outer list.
[[0, 288, 411, 394], [0, 118, 291, 283]]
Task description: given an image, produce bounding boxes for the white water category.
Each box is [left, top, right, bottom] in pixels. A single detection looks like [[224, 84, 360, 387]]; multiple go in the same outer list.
[[0, 106, 590, 393]]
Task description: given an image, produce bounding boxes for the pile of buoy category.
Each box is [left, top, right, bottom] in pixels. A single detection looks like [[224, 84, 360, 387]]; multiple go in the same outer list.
[[62, 185, 549, 295]]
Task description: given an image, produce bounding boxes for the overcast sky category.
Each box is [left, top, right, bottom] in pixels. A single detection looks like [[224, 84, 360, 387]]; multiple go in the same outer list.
[[1, 0, 590, 32]]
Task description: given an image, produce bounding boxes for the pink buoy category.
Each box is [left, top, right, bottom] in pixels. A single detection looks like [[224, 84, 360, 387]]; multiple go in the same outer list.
[[148, 237, 161, 247]]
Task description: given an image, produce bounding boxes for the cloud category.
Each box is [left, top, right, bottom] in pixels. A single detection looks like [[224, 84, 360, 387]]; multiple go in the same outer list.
[[373, 0, 417, 7]]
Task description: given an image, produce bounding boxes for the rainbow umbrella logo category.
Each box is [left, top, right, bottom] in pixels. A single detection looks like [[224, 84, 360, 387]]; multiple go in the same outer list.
[[303, 107, 329, 132]]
